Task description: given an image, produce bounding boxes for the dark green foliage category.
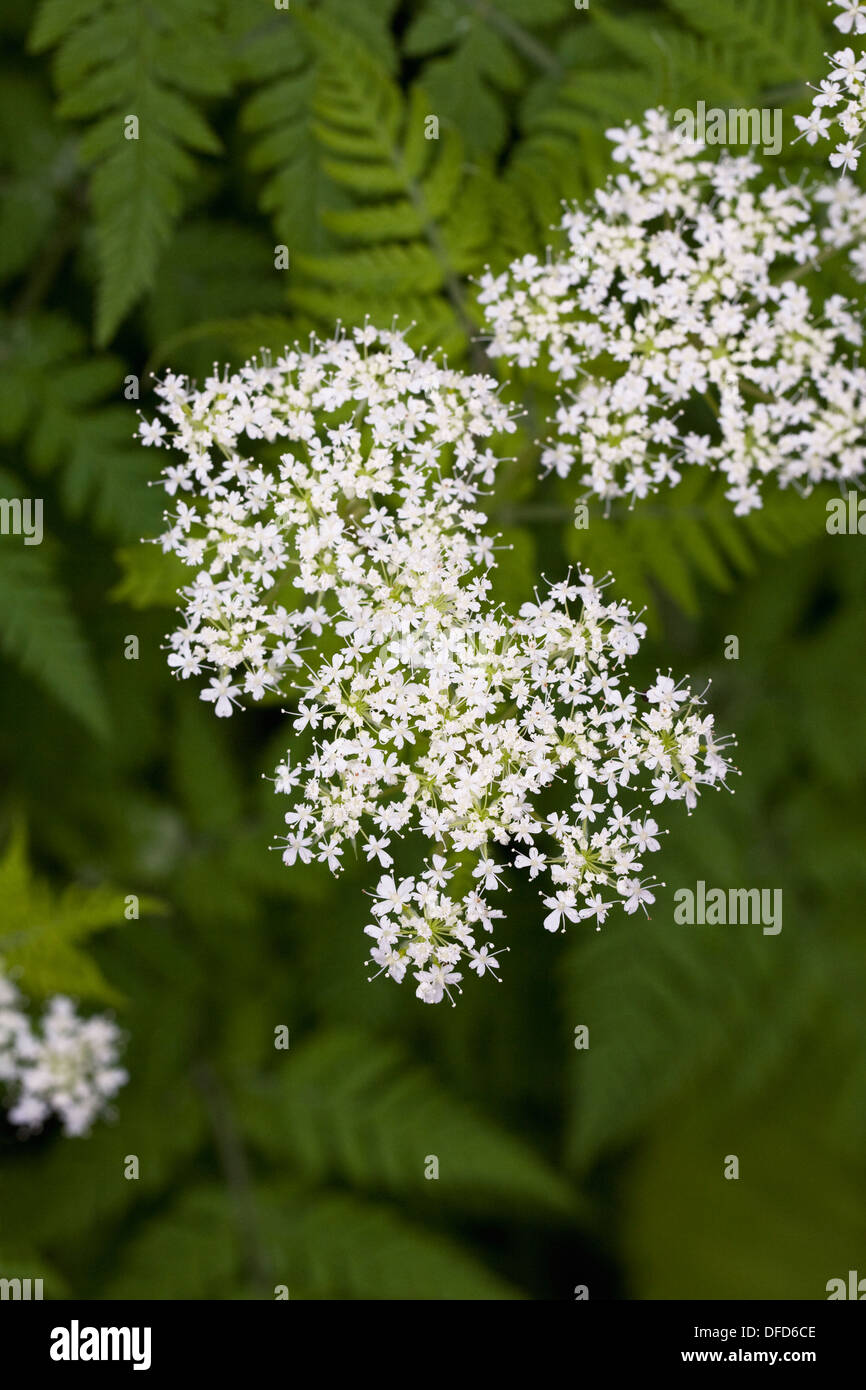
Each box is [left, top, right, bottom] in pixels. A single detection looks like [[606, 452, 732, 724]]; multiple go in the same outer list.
[[0, 0, 864, 1300], [30, 0, 231, 344]]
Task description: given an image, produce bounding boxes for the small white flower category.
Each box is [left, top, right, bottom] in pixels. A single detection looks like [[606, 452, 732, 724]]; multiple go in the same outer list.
[[834, 1, 866, 35], [618, 878, 656, 915], [364, 836, 393, 867], [371, 874, 415, 917], [469, 945, 505, 979], [542, 890, 579, 933], [138, 418, 166, 447], [201, 676, 240, 718]]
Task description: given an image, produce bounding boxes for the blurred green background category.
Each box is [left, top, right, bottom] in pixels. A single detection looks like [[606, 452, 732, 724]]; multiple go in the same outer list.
[[1, 0, 865, 1300]]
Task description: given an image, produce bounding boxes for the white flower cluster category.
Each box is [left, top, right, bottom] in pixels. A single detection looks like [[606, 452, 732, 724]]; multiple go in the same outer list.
[[0, 970, 127, 1137], [147, 327, 510, 710], [478, 108, 866, 515], [794, 3, 866, 171], [146, 327, 734, 1003], [343, 587, 732, 1004]]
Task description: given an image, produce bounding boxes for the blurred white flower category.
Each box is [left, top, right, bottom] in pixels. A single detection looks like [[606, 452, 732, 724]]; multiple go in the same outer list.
[[1, 970, 126, 1137]]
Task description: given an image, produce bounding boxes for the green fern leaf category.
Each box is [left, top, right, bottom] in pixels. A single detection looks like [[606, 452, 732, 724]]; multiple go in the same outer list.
[[404, 0, 526, 156], [404, 0, 576, 158], [0, 313, 161, 540], [287, 17, 491, 354], [100, 1179, 522, 1299], [100, 1187, 241, 1299], [661, 0, 823, 85], [595, 10, 762, 107], [235, 23, 326, 253], [231, 0, 398, 255], [496, 129, 609, 260], [258, 1182, 523, 1300], [0, 824, 163, 1001], [563, 474, 828, 623], [145, 314, 298, 377], [29, 0, 230, 343], [524, 67, 653, 131], [287, 285, 464, 357], [110, 543, 189, 609], [561, 767, 838, 1173], [562, 906, 822, 1170], [0, 501, 109, 739], [143, 220, 286, 378], [296, 242, 444, 295], [241, 1028, 579, 1219], [0, 71, 76, 284]]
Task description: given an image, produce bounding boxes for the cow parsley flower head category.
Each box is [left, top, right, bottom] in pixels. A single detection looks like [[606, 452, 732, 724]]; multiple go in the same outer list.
[[0, 969, 127, 1137], [150, 326, 735, 1002], [478, 107, 866, 515]]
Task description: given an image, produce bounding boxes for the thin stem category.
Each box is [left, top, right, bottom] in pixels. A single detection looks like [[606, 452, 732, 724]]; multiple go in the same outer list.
[[13, 182, 87, 317], [192, 1060, 273, 1295], [458, 0, 562, 76]]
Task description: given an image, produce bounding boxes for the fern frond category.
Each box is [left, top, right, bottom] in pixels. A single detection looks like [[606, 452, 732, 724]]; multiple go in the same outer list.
[[662, 0, 823, 85], [233, 10, 325, 253], [285, 16, 492, 354], [587, 10, 768, 112], [258, 1182, 523, 1300], [101, 1179, 523, 1299], [563, 474, 828, 622], [29, 0, 230, 343], [0, 494, 109, 739], [110, 543, 189, 609], [0, 824, 162, 1000], [101, 1187, 240, 1299], [0, 313, 161, 540], [562, 901, 822, 1170], [404, 0, 527, 155], [623, 1054, 866, 1298], [0, 71, 76, 285], [241, 1028, 579, 1219]]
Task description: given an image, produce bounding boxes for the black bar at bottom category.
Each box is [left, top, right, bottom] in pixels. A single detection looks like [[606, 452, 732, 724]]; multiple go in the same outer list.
[[0, 1299, 862, 1374]]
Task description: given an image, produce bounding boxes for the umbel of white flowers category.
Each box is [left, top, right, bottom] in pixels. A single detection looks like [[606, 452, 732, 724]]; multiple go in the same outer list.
[[143, 326, 734, 1004], [794, 0, 866, 172], [478, 107, 866, 515], [0, 968, 127, 1136]]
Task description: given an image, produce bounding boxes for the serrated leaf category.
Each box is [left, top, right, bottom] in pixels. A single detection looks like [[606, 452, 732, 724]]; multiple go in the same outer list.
[[0, 530, 109, 739], [0, 824, 163, 1001], [0, 313, 157, 540], [241, 1028, 579, 1219], [30, 0, 230, 343], [110, 543, 190, 609], [662, 0, 823, 85], [258, 1182, 523, 1300]]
